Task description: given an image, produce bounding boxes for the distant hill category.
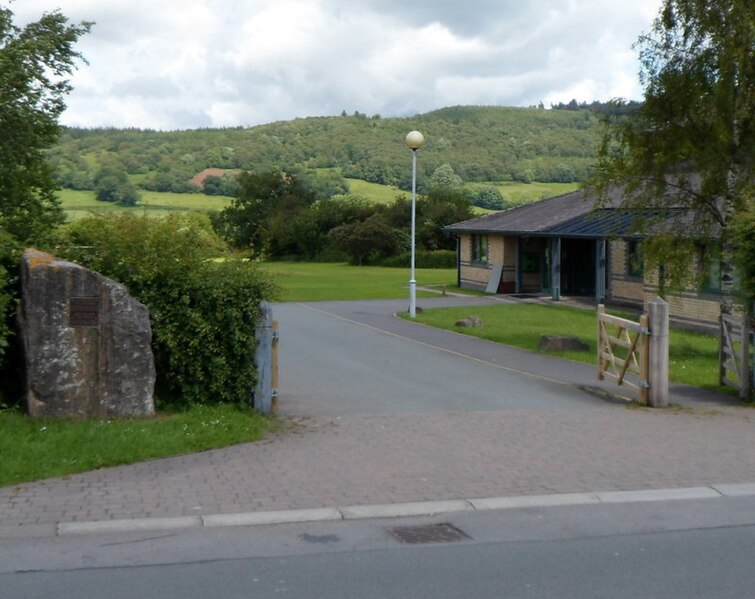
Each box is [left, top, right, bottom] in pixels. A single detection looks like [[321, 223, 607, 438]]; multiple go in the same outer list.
[[47, 105, 602, 194]]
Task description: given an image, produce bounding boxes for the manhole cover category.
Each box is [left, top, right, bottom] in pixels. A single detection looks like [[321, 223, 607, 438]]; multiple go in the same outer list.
[[388, 522, 471, 544]]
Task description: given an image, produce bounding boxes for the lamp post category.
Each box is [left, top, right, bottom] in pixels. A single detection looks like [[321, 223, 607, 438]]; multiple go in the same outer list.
[[405, 130, 425, 318]]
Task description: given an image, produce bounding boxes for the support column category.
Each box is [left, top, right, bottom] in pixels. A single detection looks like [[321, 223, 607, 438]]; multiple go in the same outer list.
[[596, 239, 606, 304], [551, 237, 561, 300], [515, 238, 522, 293]]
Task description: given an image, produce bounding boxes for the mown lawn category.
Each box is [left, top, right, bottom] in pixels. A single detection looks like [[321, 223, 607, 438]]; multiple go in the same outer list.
[[256, 262, 457, 302], [493, 181, 580, 205], [404, 303, 722, 390], [58, 189, 232, 220], [345, 178, 404, 204], [0, 404, 274, 487]]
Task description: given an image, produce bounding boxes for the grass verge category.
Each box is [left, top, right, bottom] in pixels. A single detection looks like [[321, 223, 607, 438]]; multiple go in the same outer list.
[[257, 262, 457, 302], [403, 303, 722, 390], [0, 404, 274, 488]]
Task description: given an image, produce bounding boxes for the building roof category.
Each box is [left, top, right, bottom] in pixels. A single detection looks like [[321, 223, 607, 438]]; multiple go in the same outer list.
[[444, 188, 689, 240], [444, 189, 598, 236]]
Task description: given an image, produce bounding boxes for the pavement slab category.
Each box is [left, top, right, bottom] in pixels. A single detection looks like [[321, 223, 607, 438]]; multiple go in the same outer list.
[[2, 297, 753, 538]]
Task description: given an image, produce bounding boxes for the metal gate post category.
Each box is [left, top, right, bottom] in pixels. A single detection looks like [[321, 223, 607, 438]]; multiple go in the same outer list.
[[253, 301, 274, 415]]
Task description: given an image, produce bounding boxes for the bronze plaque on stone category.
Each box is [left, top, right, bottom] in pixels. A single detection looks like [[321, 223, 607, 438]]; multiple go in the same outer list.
[[69, 297, 100, 327]]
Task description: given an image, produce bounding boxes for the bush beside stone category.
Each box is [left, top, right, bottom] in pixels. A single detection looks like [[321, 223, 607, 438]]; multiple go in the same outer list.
[[57, 213, 277, 409]]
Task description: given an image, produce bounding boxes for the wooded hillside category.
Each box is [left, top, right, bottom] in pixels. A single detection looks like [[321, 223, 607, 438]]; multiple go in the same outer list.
[[47, 105, 601, 194]]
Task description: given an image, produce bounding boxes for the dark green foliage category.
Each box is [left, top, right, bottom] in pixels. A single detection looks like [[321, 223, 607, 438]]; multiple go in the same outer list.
[[416, 190, 473, 250], [95, 177, 141, 206], [0, 231, 13, 365], [268, 195, 374, 259], [0, 6, 91, 243], [325, 190, 472, 263], [733, 200, 755, 313], [379, 250, 457, 269], [429, 164, 464, 194], [551, 99, 643, 115], [0, 231, 25, 405], [93, 162, 141, 205], [57, 213, 277, 408], [202, 174, 238, 197], [327, 214, 400, 266], [592, 0, 753, 312], [48, 106, 601, 194], [466, 186, 508, 211], [300, 169, 350, 201], [142, 171, 197, 194], [213, 170, 317, 256]]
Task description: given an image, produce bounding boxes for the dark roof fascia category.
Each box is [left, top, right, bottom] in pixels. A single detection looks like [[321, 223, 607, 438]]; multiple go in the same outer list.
[[444, 227, 645, 240]]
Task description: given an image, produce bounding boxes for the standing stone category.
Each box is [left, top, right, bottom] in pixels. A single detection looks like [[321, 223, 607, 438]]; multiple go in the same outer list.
[[19, 249, 155, 418]]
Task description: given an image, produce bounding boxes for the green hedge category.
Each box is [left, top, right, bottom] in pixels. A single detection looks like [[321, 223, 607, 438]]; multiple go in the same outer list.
[[57, 213, 277, 409], [379, 250, 457, 269], [0, 231, 19, 402]]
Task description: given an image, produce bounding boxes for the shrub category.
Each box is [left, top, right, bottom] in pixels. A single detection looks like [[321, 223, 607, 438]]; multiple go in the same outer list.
[[466, 187, 508, 211], [56, 213, 277, 409], [0, 231, 23, 405], [0, 261, 9, 392], [379, 250, 457, 269]]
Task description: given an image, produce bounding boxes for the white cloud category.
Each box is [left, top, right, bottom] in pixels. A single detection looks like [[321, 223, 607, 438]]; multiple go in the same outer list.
[[10, 0, 663, 129]]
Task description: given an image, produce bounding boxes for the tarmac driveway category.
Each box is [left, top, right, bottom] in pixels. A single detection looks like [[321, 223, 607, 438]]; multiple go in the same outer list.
[[275, 299, 599, 417], [3, 296, 755, 537]]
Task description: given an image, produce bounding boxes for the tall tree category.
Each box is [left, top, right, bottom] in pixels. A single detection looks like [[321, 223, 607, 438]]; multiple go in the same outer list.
[[592, 0, 753, 314], [0, 5, 92, 242], [213, 170, 317, 256]]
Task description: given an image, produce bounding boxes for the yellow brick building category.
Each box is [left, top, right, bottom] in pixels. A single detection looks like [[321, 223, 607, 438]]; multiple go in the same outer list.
[[446, 190, 727, 331]]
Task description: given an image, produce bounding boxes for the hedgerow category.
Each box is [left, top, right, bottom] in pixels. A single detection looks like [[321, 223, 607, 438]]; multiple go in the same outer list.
[[57, 213, 277, 409]]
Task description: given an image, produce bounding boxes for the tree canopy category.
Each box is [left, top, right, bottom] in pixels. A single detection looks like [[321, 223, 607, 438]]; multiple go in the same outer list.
[[0, 5, 91, 242], [592, 0, 754, 311], [213, 170, 318, 256]]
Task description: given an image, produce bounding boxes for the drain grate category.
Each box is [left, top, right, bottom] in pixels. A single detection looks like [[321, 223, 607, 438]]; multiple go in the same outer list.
[[388, 522, 471, 545]]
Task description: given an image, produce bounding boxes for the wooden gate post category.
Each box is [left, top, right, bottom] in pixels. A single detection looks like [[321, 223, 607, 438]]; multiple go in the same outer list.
[[648, 297, 669, 408], [597, 304, 606, 380]]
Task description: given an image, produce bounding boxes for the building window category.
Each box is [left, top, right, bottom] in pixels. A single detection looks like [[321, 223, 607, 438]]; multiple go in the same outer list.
[[627, 240, 643, 278], [472, 235, 488, 264], [699, 244, 721, 293]]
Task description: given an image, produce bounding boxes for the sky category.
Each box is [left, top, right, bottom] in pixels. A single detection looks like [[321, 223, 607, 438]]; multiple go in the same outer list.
[[14, 0, 661, 131]]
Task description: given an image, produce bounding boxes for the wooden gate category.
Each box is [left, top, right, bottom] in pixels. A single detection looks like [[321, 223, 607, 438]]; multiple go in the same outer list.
[[597, 305, 650, 404], [719, 314, 752, 399]]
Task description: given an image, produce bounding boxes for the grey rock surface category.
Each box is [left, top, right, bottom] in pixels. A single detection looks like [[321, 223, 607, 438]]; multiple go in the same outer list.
[[19, 249, 155, 418]]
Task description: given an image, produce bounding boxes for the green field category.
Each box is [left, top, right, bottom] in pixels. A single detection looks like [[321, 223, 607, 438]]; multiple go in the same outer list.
[[257, 262, 457, 302], [404, 303, 723, 391], [58, 189, 232, 220], [344, 179, 581, 207], [345, 178, 405, 204], [58, 180, 579, 221], [492, 181, 580, 205]]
